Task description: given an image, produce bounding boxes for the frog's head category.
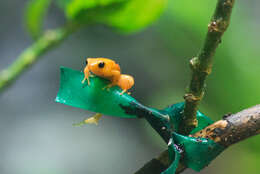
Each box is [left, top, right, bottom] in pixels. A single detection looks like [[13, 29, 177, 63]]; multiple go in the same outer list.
[[85, 58, 117, 77]]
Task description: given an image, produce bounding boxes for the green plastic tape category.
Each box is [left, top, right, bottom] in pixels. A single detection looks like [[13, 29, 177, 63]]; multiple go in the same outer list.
[[56, 66, 138, 118], [55, 67, 225, 174], [172, 132, 225, 171], [162, 138, 180, 174]]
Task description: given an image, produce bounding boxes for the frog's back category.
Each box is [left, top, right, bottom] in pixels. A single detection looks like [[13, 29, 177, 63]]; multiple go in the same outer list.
[[113, 62, 121, 72]]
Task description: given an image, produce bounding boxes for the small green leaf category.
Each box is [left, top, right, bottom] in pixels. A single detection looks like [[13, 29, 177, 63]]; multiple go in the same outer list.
[[56, 0, 167, 33], [66, 0, 127, 18], [25, 0, 51, 39], [98, 0, 167, 33], [56, 0, 126, 17]]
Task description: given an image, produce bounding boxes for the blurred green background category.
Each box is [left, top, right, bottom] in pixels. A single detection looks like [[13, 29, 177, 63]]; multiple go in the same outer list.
[[0, 0, 259, 174]]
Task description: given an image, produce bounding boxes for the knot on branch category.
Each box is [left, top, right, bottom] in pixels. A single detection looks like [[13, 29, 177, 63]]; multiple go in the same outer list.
[[223, 0, 234, 8], [189, 57, 199, 70], [208, 16, 231, 34], [208, 20, 228, 33], [208, 21, 221, 32], [189, 57, 212, 75], [184, 93, 203, 103]]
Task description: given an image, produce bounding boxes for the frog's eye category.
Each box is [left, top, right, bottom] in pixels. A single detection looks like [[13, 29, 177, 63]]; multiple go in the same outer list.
[[98, 62, 105, 68], [85, 60, 88, 65]]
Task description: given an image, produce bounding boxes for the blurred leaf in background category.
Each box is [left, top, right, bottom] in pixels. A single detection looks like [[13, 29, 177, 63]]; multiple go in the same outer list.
[[25, 0, 51, 39], [25, 0, 167, 37], [56, 0, 167, 33]]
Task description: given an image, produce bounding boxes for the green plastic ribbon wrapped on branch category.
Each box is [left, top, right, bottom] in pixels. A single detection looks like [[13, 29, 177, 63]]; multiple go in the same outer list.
[[56, 66, 139, 118], [55, 67, 225, 174]]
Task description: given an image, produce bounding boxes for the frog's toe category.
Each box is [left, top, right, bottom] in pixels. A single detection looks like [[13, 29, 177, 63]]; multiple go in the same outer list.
[[85, 113, 102, 125], [81, 79, 85, 84], [73, 120, 85, 127], [82, 77, 90, 85], [120, 89, 127, 95], [74, 113, 103, 126]]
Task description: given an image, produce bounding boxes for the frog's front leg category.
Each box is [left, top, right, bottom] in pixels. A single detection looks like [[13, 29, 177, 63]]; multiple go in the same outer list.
[[73, 113, 103, 126], [82, 66, 91, 85]]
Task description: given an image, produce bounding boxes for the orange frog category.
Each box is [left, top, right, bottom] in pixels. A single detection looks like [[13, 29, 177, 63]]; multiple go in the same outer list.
[[82, 58, 134, 95], [75, 58, 134, 126]]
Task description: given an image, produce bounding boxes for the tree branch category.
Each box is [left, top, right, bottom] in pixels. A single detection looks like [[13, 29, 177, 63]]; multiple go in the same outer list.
[[0, 23, 80, 93], [135, 104, 260, 174], [181, 0, 235, 134]]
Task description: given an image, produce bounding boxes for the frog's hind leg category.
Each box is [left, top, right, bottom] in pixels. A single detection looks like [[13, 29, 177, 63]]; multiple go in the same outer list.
[[102, 70, 121, 91], [73, 113, 103, 126], [118, 74, 134, 95], [102, 81, 117, 91]]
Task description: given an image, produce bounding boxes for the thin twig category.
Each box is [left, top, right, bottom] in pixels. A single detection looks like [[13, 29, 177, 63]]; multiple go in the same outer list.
[[0, 22, 80, 93], [135, 104, 260, 174], [181, 0, 235, 134]]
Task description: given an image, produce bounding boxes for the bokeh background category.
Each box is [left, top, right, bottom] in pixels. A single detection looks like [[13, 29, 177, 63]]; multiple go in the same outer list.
[[1, 0, 260, 174]]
